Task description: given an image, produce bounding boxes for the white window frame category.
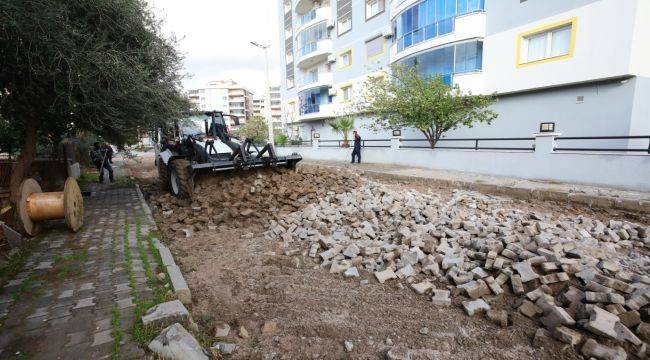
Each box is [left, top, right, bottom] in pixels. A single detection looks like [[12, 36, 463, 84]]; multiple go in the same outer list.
[[341, 85, 353, 102], [339, 50, 352, 68], [337, 15, 352, 36], [366, 35, 385, 58], [518, 19, 576, 66], [366, 0, 385, 21]]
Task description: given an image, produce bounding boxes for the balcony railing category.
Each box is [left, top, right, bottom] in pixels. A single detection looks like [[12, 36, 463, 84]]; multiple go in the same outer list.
[[299, 103, 320, 115], [298, 73, 318, 87], [298, 10, 316, 26], [298, 42, 318, 57]]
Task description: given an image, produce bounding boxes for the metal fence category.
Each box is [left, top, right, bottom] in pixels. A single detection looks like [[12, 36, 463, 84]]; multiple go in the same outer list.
[[292, 135, 650, 154], [317, 139, 393, 148], [401, 137, 535, 151], [554, 135, 650, 154]]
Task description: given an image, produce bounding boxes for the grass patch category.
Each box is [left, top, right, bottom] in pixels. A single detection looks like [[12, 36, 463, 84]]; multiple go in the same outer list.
[[77, 171, 99, 187], [11, 274, 35, 301], [52, 250, 87, 279], [111, 306, 122, 359], [110, 177, 136, 188], [0, 235, 43, 292], [131, 216, 171, 346]]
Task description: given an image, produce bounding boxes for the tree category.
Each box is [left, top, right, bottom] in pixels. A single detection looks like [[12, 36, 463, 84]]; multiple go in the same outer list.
[[329, 116, 355, 148], [356, 65, 497, 148], [237, 116, 269, 144], [0, 0, 189, 202]]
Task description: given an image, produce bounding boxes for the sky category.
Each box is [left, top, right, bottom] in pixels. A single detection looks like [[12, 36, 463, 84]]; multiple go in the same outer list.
[[147, 0, 281, 96]]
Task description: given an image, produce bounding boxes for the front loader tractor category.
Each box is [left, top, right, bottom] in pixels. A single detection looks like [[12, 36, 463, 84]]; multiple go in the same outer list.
[[155, 111, 302, 198]]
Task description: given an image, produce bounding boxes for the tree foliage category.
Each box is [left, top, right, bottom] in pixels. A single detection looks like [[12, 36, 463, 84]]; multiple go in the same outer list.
[[236, 116, 269, 144], [329, 116, 355, 147], [355, 65, 497, 148], [0, 0, 190, 199]]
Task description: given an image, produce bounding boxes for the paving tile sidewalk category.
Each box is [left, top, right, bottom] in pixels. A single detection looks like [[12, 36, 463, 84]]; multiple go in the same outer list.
[[0, 187, 157, 359], [303, 159, 650, 212]]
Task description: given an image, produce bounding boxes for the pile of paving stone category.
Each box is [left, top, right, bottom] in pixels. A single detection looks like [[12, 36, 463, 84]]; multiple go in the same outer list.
[[147, 167, 361, 236], [269, 179, 650, 359]]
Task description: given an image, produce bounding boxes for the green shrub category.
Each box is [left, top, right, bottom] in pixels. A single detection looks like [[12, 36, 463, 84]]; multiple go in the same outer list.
[[274, 134, 288, 146]]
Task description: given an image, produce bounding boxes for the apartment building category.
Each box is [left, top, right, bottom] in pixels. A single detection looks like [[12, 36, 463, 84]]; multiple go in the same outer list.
[[278, 0, 650, 141], [187, 79, 255, 125], [253, 86, 285, 130]]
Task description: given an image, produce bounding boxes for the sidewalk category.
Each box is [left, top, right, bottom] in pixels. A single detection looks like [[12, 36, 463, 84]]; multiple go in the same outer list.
[[302, 159, 650, 213], [0, 186, 156, 359]]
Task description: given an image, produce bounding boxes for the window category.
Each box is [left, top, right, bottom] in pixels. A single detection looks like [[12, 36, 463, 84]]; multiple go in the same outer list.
[[337, 0, 352, 36], [339, 50, 352, 68], [366, 36, 384, 58], [338, 16, 352, 35], [398, 40, 484, 85], [454, 41, 482, 73], [518, 19, 576, 66], [341, 86, 353, 102], [366, 0, 385, 20], [297, 22, 327, 57], [393, 0, 485, 53]]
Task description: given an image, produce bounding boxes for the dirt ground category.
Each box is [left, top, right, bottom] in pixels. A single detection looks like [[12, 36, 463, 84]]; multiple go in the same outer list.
[[124, 155, 648, 359]]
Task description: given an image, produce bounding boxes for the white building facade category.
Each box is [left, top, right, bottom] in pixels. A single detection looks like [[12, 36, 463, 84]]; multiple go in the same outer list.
[[253, 86, 285, 130], [278, 0, 650, 143], [187, 79, 255, 125]]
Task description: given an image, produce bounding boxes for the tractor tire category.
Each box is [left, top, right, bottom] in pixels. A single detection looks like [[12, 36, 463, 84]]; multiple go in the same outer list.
[[158, 161, 169, 190], [169, 159, 194, 199]]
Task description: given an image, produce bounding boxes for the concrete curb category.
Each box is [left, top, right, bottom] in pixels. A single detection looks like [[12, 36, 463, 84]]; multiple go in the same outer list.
[[302, 164, 650, 214], [135, 185, 192, 305]]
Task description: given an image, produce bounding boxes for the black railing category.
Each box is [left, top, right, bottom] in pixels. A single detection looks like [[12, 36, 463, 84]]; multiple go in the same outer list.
[[400, 137, 535, 151], [361, 139, 391, 148], [555, 135, 650, 154], [317, 139, 392, 148], [318, 139, 343, 148]]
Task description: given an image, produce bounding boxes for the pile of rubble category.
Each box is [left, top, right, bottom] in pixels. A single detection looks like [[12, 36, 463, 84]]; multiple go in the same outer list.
[[148, 167, 361, 236], [269, 179, 650, 359]]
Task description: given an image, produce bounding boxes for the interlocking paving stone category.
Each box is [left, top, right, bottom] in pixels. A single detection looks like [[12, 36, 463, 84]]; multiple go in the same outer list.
[[91, 329, 113, 347], [65, 331, 88, 347], [58, 289, 74, 299], [117, 297, 135, 309], [0, 186, 159, 358], [73, 297, 96, 309], [78, 282, 95, 291], [34, 261, 53, 270]]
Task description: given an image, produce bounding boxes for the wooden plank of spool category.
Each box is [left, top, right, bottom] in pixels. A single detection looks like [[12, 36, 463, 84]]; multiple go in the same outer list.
[[63, 177, 83, 232]]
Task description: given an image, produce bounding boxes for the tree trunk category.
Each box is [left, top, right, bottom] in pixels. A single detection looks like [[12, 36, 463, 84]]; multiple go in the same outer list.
[[422, 129, 438, 149], [9, 115, 38, 204]]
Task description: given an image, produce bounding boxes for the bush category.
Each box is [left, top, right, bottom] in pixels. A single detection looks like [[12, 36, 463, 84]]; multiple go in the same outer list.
[[290, 137, 304, 145], [274, 134, 288, 146]]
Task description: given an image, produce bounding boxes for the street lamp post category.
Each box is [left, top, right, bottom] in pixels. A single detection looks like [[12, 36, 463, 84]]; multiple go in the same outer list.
[[250, 41, 274, 145]]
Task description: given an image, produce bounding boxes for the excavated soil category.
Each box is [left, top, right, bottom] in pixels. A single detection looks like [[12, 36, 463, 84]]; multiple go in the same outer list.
[[133, 162, 650, 360]]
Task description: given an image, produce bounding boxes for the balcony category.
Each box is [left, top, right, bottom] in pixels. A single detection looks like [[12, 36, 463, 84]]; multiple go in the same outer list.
[[296, 39, 332, 69], [295, 0, 326, 15], [390, 11, 486, 64], [295, 6, 332, 34], [297, 71, 333, 92], [297, 102, 336, 122]]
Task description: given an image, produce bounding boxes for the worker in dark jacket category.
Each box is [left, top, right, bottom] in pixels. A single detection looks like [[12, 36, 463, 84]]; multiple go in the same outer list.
[[101, 143, 114, 164], [351, 130, 361, 164], [90, 142, 114, 183]]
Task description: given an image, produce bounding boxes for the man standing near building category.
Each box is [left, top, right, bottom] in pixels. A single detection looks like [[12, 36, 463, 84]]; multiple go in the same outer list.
[[351, 130, 362, 164], [90, 142, 115, 183]]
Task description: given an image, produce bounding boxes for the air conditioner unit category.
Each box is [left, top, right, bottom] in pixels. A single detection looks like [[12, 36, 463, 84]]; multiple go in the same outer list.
[[326, 20, 335, 29], [327, 54, 336, 63], [382, 26, 393, 39], [328, 88, 338, 96]]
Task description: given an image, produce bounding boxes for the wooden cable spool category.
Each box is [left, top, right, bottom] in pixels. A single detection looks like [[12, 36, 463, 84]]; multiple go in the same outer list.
[[17, 177, 84, 236]]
